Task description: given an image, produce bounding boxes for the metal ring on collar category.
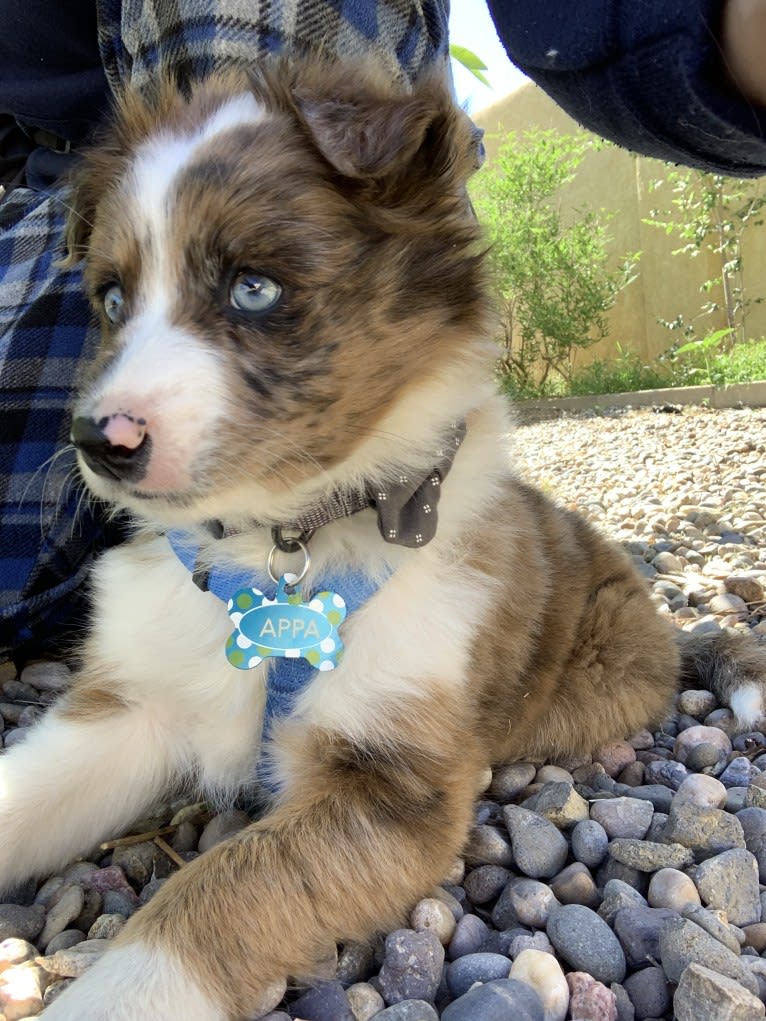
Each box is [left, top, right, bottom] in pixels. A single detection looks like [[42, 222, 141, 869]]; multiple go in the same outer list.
[[267, 539, 311, 588], [271, 525, 315, 553]]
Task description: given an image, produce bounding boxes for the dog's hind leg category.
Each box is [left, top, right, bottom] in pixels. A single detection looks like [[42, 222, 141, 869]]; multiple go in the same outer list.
[[0, 684, 185, 890], [676, 629, 766, 728], [36, 689, 484, 1021]]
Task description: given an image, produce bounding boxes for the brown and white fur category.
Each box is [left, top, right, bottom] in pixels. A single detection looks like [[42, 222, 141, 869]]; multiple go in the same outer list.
[[4, 61, 765, 1020]]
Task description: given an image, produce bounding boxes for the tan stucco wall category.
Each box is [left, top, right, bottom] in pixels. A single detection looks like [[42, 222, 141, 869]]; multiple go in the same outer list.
[[474, 83, 766, 371]]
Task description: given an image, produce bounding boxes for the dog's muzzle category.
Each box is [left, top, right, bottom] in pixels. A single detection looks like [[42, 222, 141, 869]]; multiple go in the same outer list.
[[71, 414, 151, 483]]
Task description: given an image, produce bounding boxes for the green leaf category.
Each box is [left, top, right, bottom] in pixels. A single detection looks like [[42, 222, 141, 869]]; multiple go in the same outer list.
[[449, 44, 490, 87]]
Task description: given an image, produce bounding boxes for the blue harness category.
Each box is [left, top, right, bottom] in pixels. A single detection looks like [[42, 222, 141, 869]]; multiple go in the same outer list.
[[167, 529, 382, 730]]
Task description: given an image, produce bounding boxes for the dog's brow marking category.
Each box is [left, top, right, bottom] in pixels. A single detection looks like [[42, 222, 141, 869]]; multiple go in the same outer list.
[[128, 93, 266, 313]]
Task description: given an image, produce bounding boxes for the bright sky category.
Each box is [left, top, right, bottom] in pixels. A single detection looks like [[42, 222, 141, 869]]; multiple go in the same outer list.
[[448, 0, 529, 112]]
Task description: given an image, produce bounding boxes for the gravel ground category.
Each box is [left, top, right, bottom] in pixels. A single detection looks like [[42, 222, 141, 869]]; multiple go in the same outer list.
[[3, 404, 766, 1020]]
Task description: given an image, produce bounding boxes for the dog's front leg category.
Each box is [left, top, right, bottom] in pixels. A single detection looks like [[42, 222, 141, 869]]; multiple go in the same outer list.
[[40, 691, 482, 1021], [0, 685, 184, 889]]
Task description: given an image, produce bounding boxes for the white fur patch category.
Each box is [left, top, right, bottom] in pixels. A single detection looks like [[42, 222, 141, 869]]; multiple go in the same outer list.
[[129, 92, 265, 314], [39, 943, 224, 1021], [730, 682, 763, 727], [0, 705, 180, 888], [87, 535, 267, 794]]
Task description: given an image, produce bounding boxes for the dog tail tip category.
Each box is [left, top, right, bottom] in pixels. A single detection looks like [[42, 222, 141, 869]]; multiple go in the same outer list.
[[729, 682, 764, 729]]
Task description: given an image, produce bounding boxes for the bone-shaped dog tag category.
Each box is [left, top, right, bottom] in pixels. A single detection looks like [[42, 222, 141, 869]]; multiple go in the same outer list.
[[225, 575, 346, 671]]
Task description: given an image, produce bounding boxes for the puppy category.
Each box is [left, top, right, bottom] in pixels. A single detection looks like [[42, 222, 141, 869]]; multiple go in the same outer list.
[[3, 60, 764, 1020]]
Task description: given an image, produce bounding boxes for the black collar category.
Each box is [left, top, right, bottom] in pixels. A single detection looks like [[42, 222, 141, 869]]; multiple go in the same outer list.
[[204, 421, 466, 551]]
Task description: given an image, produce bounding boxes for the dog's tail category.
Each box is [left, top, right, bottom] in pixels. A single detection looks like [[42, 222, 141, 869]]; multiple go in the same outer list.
[[676, 629, 766, 728]]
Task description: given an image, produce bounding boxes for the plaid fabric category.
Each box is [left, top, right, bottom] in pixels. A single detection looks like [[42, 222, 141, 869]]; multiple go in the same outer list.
[[0, 0, 449, 662], [0, 189, 110, 659], [98, 0, 449, 94]]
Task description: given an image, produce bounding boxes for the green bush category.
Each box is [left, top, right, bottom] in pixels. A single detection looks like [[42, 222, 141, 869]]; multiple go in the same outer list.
[[508, 338, 766, 399]]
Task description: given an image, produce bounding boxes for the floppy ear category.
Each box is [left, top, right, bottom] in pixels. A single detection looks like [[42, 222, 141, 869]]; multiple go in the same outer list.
[[295, 92, 435, 179]]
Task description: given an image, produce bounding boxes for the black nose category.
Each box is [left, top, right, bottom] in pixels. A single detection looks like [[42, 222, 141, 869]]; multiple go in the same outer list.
[[71, 416, 151, 483]]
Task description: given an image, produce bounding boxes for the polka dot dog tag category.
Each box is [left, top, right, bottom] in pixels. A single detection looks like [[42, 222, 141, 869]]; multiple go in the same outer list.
[[225, 575, 346, 671]]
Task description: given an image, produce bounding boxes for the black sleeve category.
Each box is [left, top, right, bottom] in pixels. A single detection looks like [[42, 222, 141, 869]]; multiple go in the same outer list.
[[486, 0, 766, 177]]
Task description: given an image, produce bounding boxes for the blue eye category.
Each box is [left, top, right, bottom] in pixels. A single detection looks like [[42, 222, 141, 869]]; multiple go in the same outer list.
[[103, 284, 125, 324], [230, 272, 282, 314]]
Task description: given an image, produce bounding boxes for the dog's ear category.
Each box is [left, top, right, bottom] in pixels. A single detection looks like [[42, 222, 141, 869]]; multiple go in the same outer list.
[[295, 90, 435, 180], [60, 158, 104, 267]]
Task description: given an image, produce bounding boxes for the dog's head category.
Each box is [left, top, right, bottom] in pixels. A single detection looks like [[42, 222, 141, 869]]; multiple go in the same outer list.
[[67, 60, 489, 526]]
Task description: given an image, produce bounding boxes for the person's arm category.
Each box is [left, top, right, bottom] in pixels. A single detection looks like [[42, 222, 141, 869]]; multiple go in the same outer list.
[[723, 0, 766, 108], [487, 0, 766, 176]]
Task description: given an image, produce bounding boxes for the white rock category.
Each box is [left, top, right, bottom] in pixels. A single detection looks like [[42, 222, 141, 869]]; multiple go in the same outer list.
[[410, 897, 456, 945], [346, 982, 385, 1021], [510, 948, 569, 1021]]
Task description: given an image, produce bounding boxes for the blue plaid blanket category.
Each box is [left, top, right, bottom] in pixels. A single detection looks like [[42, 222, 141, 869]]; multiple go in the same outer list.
[[0, 0, 449, 661]]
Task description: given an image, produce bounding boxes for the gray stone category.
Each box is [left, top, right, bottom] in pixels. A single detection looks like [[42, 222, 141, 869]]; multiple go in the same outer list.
[[378, 930, 444, 1005], [440, 979, 544, 1021], [44, 930, 85, 954], [674, 963, 765, 1021], [491, 880, 520, 930], [737, 806, 766, 883], [447, 914, 490, 961], [465, 825, 513, 868], [171, 820, 199, 854], [490, 763, 537, 803], [685, 741, 728, 773], [101, 889, 139, 917], [336, 942, 374, 987], [550, 862, 600, 909], [682, 904, 742, 955], [673, 773, 727, 810], [503, 806, 568, 879], [87, 914, 126, 940], [198, 809, 251, 852], [720, 757, 760, 788], [661, 802, 745, 860], [463, 865, 510, 905], [613, 905, 678, 970], [533, 782, 589, 829], [289, 981, 354, 1021], [647, 868, 700, 912], [622, 966, 671, 1021], [608, 838, 694, 871], [610, 981, 636, 1021], [643, 759, 689, 789], [39, 883, 85, 948], [0, 903, 45, 942], [695, 848, 761, 926], [374, 1001, 439, 1021], [20, 661, 71, 692], [546, 904, 626, 984], [509, 931, 553, 958], [658, 916, 759, 995], [677, 689, 718, 719], [505, 879, 559, 929], [38, 938, 111, 978], [571, 819, 609, 868], [591, 797, 654, 840], [626, 785, 674, 814], [445, 953, 511, 998]]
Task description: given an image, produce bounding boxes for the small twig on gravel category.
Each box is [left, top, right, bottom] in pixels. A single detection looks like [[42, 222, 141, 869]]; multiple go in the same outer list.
[[153, 836, 186, 869], [99, 824, 177, 850]]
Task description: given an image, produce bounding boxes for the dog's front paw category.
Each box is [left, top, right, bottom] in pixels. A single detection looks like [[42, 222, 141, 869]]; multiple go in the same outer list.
[[39, 942, 265, 1021]]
